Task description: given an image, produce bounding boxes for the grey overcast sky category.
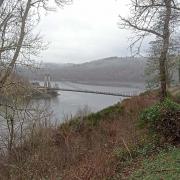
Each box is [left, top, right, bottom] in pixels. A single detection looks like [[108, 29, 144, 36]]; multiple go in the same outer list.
[[36, 0, 132, 63]]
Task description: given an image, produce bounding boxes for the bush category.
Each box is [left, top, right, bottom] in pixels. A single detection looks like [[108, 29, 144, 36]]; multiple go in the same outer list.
[[139, 98, 180, 143]]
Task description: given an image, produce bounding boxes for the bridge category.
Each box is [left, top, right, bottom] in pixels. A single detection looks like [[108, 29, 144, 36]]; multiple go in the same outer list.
[[32, 74, 140, 98], [46, 87, 138, 97]]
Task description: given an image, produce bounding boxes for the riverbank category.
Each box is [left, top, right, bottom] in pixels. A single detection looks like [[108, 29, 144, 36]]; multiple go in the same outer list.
[[0, 90, 179, 179], [31, 87, 59, 99]]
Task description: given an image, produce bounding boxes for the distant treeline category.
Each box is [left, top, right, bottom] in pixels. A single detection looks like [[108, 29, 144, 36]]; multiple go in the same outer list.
[[17, 56, 178, 86]]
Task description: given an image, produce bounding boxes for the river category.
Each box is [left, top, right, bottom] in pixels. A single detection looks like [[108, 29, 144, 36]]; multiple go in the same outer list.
[[32, 81, 145, 123]]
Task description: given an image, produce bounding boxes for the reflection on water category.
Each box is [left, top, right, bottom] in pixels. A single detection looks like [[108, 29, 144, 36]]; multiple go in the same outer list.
[[33, 81, 144, 123]]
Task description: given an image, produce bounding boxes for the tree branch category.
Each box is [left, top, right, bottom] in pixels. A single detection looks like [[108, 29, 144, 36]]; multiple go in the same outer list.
[[119, 17, 164, 38]]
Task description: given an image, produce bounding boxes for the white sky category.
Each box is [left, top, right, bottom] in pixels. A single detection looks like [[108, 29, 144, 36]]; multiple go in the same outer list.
[[36, 0, 132, 63]]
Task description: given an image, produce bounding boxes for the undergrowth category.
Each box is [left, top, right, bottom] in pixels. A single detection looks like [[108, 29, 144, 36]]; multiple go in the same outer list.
[[129, 147, 180, 180], [139, 98, 180, 143], [67, 103, 124, 129], [0, 91, 169, 179], [110, 94, 180, 180]]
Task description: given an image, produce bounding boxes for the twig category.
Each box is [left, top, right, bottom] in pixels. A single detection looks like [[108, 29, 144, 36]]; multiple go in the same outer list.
[[121, 137, 132, 160], [152, 168, 180, 173]]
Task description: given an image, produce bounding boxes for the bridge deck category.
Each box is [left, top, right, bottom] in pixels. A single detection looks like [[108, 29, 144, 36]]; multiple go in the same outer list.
[[44, 87, 137, 97]]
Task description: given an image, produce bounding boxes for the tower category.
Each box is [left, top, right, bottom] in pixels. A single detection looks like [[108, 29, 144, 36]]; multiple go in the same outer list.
[[44, 74, 51, 88]]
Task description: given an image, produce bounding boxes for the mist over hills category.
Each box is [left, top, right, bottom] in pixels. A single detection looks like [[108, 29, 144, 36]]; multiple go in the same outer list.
[[18, 57, 147, 87]]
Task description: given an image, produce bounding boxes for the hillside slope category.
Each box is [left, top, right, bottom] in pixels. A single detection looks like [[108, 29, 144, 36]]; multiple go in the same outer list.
[[0, 91, 179, 179], [19, 57, 147, 86], [0, 91, 158, 179]]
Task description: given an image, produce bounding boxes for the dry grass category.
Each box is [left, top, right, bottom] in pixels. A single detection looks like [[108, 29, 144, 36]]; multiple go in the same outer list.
[[0, 92, 158, 180]]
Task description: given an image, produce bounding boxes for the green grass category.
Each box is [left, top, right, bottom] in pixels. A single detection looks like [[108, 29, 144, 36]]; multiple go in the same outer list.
[[130, 148, 180, 180], [85, 103, 123, 126], [67, 103, 123, 128]]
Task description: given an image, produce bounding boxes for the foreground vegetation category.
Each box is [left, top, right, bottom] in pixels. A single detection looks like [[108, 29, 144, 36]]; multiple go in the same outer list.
[[0, 90, 179, 179], [129, 147, 180, 180]]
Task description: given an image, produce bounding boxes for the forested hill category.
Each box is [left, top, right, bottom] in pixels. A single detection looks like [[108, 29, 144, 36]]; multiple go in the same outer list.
[[19, 56, 147, 86]]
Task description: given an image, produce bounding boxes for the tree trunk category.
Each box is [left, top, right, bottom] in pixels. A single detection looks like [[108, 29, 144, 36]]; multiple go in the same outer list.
[[179, 58, 180, 84], [165, 59, 171, 88], [159, 54, 167, 100], [0, 0, 4, 7], [159, 0, 171, 102]]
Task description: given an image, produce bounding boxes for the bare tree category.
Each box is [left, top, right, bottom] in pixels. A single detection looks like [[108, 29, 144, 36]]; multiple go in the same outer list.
[[0, 0, 71, 155], [0, 0, 41, 90], [0, 85, 53, 154], [119, 0, 180, 101], [0, 0, 72, 91]]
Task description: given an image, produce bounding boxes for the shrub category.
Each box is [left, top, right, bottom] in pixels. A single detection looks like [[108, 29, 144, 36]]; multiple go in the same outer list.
[[139, 98, 180, 143], [113, 147, 133, 162]]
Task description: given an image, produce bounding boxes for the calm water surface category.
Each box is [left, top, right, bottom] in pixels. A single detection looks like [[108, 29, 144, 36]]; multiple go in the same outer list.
[[33, 81, 144, 123]]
